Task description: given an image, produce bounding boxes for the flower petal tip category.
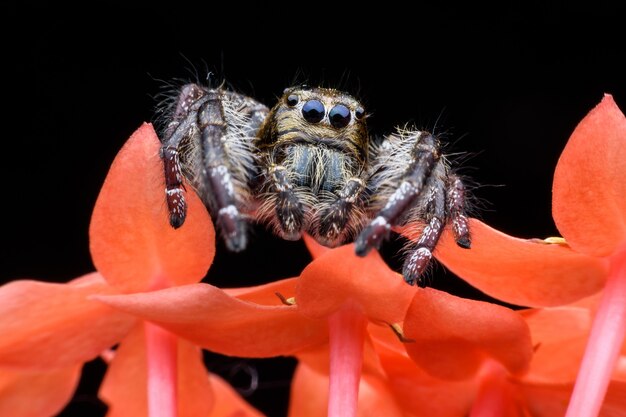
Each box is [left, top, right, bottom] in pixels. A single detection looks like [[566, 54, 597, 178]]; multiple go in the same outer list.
[[89, 123, 216, 291], [552, 93, 626, 257]]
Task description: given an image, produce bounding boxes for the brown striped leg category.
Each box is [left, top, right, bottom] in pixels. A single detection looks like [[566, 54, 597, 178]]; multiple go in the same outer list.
[[160, 84, 208, 229], [447, 174, 471, 249], [355, 133, 439, 256], [402, 187, 446, 286], [196, 92, 248, 251], [162, 145, 187, 228]]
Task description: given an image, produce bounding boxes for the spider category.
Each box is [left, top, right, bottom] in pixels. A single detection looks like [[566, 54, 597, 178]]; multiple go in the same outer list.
[[159, 83, 471, 286]]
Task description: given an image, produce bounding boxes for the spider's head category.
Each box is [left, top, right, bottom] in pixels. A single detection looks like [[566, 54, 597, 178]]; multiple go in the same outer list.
[[260, 86, 369, 162]]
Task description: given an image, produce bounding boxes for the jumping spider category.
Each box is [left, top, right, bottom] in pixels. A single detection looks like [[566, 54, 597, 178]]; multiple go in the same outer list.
[[159, 83, 471, 286]]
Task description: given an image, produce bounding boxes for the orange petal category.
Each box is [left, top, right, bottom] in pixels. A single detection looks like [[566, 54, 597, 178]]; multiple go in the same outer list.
[[434, 219, 608, 307], [520, 307, 592, 384], [0, 273, 135, 369], [99, 324, 215, 417], [370, 325, 475, 417], [553, 94, 626, 257], [209, 374, 266, 417], [89, 123, 215, 291], [519, 380, 626, 417], [94, 283, 328, 357], [296, 244, 417, 323], [356, 373, 407, 417], [381, 361, 475, 417], [287, 363, 329, 417], [224, 277, 298, 305], [403, 288, 533, 380], [0, 364, 81, 417], [288, 362, 405, 417], [302, 233, 330, 259]]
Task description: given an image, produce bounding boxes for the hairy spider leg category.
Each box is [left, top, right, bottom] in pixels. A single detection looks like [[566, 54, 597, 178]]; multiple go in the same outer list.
[[403, 174, 472, 285], [401, 182, 446, 286], [161, 85, 258, 252], [447, 174, 471, 248], [161, 142, 188, 228], [355, 133, 440, 257], [161, 84, 209, 228], [196, 91, 249, 251]]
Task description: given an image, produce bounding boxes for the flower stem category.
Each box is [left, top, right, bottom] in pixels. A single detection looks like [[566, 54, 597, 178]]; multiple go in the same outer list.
[[565, 251, 626, 417], [327, 302, 367, 417], [145, 322, 178, 417]]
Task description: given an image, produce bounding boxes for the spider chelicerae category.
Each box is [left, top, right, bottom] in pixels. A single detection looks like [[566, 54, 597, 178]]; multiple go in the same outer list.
[[159, 83, 471, 286]]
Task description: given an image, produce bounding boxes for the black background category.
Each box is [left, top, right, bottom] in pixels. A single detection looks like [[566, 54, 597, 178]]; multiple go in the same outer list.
[[3, 3, 626, 417]]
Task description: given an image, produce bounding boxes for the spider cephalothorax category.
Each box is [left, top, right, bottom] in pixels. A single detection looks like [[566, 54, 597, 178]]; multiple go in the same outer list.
[[255, 86, 370, 247], [159, 83, 471, 286]]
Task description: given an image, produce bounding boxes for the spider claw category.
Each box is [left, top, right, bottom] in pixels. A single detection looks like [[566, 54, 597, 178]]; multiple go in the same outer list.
[[169, 213, 185, 229], [456, 236, 471, 249]]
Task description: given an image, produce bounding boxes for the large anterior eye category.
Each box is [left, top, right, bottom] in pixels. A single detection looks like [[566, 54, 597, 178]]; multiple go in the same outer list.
[[302, 100, 325, 123], [329, 104, 351, 128]]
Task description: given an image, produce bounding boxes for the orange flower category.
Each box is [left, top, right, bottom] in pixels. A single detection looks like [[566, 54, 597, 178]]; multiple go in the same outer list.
[[295, 241, 417, 417], [285, 276, 626, 417], [279, 237, 534, 417], [433, 94, 626, 417], [404, 293, 626, 416], [0, 274, 130, 417], [516, 301, 626, 416], [375, 299, 626, 417], [87, 122, 330, 415], [97, 239, 411, 417], [0, 124, 270, 417], [99, 230, 536, 417]]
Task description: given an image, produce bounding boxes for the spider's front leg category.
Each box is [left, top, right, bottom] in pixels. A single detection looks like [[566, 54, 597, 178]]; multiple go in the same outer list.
[[355, 131, 471, 286], [400, 178, 447, 285], [161, 84, 206, 229], [160, 84, 267, 252]]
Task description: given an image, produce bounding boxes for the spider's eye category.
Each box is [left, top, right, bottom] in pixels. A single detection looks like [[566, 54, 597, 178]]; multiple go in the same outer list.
[[329, 104, 351, 128], [302, 100, 325, 123], [286, 94, 299, 106], [355, 106, 365, 120]]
